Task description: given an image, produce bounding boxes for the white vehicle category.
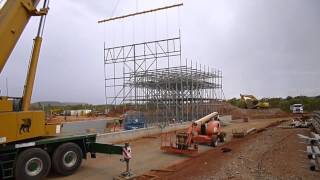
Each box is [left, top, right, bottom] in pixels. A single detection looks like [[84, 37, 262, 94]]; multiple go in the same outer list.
[[290, 104, 304, 114]]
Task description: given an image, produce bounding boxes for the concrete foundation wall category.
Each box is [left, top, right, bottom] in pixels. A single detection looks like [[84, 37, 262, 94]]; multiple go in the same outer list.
[[97, 122, 191, 143], [61, 119, 110, 135], [97, 115, 233, 143], [61, 114, 232, 143], [220, 115, 232, 122]]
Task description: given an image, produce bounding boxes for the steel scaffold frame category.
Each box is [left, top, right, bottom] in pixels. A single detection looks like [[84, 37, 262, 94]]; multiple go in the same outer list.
[[104, 37, 224, 126]]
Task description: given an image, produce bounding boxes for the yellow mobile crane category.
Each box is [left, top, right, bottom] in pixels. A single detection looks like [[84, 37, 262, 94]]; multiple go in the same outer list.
[[0, 0, 57, 144], [0, 1, 124, 179]]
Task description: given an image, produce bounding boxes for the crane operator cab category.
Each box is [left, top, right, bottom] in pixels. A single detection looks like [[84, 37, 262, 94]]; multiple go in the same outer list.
[[0, 96, 23, 112]]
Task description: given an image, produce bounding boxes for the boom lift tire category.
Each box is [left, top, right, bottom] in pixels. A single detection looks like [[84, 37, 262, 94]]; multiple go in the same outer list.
[[211, 135, 218, 147], [219, 132, 226, 143], [52, 142, 83, 176], [15, 148, 51, 180]]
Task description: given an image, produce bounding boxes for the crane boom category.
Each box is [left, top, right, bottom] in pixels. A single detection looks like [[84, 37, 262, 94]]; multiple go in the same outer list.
[[193, 112, 218, 125], [22, 0, 49, 110], [0, 0, 44, 73], [0, 0, 48, 110]]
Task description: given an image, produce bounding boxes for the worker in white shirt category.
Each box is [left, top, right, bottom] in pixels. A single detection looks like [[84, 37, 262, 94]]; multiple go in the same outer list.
[[121, 142, 132, 177]]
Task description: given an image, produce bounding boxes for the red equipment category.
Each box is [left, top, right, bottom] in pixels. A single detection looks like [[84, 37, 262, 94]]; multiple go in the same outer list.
[[161, 112, 226, 155]]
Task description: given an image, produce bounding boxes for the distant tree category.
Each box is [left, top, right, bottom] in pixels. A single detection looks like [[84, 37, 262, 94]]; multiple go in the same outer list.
[[227, 95, 320, 112]]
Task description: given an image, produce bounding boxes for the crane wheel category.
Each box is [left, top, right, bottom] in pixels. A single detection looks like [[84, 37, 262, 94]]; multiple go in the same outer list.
[[211, 135, 218, 147], [52, 142, 82, 176], [15, 148, 51, 180]]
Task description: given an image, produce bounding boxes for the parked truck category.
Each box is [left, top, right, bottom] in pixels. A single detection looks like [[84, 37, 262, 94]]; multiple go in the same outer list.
[[122, 111, 146, 130], [290, 104, 304, 114]]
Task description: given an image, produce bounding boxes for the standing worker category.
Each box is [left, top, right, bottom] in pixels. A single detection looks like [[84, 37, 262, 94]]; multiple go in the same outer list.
[[121, 142, 132, 177], [113, 119, 120, 132]]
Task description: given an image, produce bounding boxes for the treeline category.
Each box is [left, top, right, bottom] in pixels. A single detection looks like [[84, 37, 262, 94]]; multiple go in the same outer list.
[[30, 103, 111, 114], [30, 102, 137, 115], [228, 95, 320, 112]]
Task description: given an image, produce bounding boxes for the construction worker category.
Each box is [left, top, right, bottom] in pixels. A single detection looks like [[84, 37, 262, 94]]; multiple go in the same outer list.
[[171, 118, 176, 124], [121, 142, 132, 177], [113, 119, 120, 132]]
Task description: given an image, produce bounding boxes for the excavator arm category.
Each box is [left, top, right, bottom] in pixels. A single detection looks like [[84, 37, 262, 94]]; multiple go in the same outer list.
[[240, 94, 269, 109], [240, 94, 258, 101]]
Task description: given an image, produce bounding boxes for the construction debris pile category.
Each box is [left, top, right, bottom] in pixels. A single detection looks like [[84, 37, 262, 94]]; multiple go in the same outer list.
[[298, 111, 320, 171]]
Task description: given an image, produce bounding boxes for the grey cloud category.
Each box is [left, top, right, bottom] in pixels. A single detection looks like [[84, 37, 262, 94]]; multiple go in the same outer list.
[[1, 0, 319, 104]]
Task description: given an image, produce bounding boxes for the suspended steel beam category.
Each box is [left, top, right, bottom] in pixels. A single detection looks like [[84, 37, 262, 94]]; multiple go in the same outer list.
[[98, 3, 183, 24]]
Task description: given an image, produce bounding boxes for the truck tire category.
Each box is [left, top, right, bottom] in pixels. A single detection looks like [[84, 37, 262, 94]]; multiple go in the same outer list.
[[52, 142, 82, 176], [219, 132, 226, 143], [15, 148, 51, 180], [211, 135, 218, 147]]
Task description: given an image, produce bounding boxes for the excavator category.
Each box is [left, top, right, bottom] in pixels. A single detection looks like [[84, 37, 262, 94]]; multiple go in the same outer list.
[[0, 1, 125, 179], [240, 94, 270, 109]]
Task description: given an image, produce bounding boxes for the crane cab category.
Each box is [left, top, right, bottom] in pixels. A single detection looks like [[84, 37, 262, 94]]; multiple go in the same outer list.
[[0, 96, 59, 144], [0, 96, 13, 112]]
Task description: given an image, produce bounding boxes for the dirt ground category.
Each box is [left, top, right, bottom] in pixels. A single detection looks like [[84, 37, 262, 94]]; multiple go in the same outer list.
[[142, 126, 320, 180], [48, 117, 298, 180]]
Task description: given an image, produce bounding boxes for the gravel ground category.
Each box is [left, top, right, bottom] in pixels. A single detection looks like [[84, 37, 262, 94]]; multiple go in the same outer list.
[[146, 126, 320, 180]]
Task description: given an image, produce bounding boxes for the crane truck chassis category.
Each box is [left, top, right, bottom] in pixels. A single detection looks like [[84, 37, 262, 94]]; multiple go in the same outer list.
[[0, 133, 124, 179], [0, 0, 126, 179]]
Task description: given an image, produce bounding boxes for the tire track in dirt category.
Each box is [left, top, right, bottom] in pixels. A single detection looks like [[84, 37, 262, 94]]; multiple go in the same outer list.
[[255, 130, 296, 179]]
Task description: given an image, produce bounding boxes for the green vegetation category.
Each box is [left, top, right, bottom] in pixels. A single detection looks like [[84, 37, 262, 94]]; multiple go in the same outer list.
[[30, 101, 136, 115], [30, 101, 111, 114], [228, 95, 320, 112]]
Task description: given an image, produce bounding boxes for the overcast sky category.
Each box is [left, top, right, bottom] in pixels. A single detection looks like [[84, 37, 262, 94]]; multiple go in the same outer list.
[[1, 0, 319, 104]]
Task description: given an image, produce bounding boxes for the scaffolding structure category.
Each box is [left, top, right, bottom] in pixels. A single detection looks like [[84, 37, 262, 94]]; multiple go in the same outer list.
[[104, 37, 224, 125]]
